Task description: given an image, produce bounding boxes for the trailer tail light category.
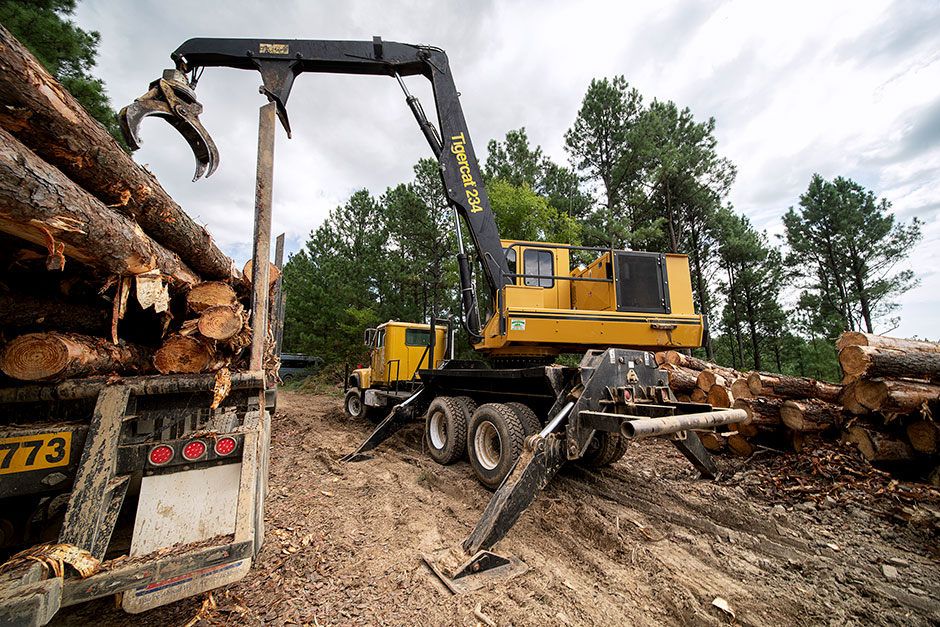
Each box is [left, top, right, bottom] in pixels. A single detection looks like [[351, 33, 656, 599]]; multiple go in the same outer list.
[[182, 440, 207, 461], [149, 444, 174, 466], [214, 436, 237, 456]]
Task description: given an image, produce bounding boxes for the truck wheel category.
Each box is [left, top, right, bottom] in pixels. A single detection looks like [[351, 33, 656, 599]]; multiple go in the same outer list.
[[579, 432, 629, 467], [425, 397, 468, 465], [344, 389, 365, 419], [467, 403, 526, 490], [506, 402, 541, 436]]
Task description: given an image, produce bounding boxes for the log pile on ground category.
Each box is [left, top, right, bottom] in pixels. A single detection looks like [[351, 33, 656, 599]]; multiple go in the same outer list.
[[657, 333, 940, 485], [0, 26, 273, 385]]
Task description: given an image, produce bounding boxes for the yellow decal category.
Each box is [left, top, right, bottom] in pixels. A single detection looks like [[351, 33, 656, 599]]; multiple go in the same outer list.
[[0, 431, 71, 475], [450, 133, 484, 213], [259, 43, 290, 55]]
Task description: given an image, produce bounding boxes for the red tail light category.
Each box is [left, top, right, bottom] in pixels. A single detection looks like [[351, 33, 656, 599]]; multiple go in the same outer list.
[[182, 440, 207, 461], [149, 444, 174, 466], [214, 437, 237, 456]]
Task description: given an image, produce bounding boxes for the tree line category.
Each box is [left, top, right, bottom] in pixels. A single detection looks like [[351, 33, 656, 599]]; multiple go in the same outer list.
[[282, 74, 923, 381]]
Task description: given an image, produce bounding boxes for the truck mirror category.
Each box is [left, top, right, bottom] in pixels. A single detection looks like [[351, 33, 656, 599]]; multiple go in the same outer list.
[[364, 328, 376, 346]]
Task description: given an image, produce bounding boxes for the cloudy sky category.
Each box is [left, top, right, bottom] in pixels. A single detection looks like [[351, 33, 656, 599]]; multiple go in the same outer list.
[[73, 0, 939, 338]]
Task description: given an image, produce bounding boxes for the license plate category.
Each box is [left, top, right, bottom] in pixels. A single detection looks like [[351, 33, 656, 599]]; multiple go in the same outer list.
[[0, 432, 72, 475]]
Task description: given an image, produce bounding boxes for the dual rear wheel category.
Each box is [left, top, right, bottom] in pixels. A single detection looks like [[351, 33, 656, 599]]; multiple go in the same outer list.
[[424, 398, 545, 490]]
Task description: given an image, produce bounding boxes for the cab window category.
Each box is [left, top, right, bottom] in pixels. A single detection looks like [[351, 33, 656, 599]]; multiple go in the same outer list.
[[405, 329, 430, 346], [523, 249, 554, 288], [376, 330, 385, 347]]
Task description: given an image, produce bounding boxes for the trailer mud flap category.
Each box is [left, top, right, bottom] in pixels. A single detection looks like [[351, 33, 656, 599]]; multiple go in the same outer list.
[[122, 559, 250, 613]]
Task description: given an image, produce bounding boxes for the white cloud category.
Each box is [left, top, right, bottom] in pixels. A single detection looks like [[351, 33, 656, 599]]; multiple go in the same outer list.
[[75, 0, 940, 338]]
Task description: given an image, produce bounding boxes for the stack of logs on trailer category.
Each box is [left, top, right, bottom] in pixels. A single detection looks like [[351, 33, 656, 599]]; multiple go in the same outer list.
[[0, 24, 276, 386], [657, 332, 940, 484]]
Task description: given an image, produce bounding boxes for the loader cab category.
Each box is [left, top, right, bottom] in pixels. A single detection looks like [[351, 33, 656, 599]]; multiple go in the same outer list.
[[501, 240, 571, 311]]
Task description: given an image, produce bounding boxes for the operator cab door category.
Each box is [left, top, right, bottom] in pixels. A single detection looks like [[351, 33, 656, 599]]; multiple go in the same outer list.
[[504, 242, 570, 310], [371, 328, 387, 384]]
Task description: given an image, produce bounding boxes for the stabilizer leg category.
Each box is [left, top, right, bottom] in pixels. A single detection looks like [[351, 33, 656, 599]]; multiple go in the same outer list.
[[340, 387, 428, 462], [669, 430, 720, 478]]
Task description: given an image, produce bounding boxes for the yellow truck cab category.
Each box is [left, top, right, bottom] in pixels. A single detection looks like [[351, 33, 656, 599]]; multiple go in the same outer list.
[[345, 321, 450, 418]]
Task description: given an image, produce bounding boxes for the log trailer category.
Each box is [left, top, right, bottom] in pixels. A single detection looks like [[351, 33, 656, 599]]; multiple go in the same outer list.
[[118, 36, 745, 591]]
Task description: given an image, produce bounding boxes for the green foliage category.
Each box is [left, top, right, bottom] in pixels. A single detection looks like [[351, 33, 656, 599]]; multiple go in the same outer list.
[[486, 178, 581, 244], [783, 174, 922, 337], [0, 0, 128, 150]]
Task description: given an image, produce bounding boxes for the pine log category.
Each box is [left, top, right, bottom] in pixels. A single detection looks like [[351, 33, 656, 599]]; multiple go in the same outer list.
[[735, 422, 759, 437], [707, 385, 734, 409], [843, 425, 915, 463], [838, 382, 869, 415], [154, 336, 226, 374], [727, 434, 754, 457], [854, 379, 940, 414], [0, 25, 238, 282], [906, 421, 939, 455], [839, 345, 940, 382], [696, 370, 728, 393], [780, 399, 842, 433], [730, 377, 752, 400], [732, 397, 782, 429], [187, 282, 238, 313], [0, 292, 109, 335], [0, 127, 199, 285], [837, 331, 940, 354], [675, 393, 691, 403], [787, 430, 821, 453], [662, 363, 698, 393], [654, 352, 668, 365], [663, 351, 712, 371], [197, 305, 244, 341], [242, 260, 281, 296], [747, 371, 841, 403], [0, 332, 152, 381], [690, 388, 708, 403], [697, 431, 726, 452]]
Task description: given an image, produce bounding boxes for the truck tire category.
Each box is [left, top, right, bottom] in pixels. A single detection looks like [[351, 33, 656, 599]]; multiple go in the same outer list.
[[506, 402, 541, 436], [467, 403, 526, 490], [344, 388, 365, 419], [425, 397, 468, 465], [578, 432, 629, 467]]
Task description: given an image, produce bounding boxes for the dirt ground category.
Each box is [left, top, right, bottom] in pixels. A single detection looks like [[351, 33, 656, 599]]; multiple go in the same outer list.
[[53, 390, 940, 626]]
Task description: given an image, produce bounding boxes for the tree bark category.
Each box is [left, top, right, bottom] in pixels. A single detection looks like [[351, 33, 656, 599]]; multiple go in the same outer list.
[[746, 371, 842, 403], [0, 25, 238, 282], [661, 363, 698, 393], [837, 332, 940, 354], [839, 345, 940, 382], [0, 127, 199, 285], [842, 425, 915, 463], [0, 292, 109, 335], [0, 332, 153, 381], [732, 397, 783, 428], [854, 379, 940, 414], [780, 399, 842, 433]]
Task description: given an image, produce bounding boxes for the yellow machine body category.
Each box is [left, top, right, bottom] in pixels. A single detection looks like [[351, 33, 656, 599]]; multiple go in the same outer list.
[[355, 321, 449, 388], [477, 240, 704, 358]]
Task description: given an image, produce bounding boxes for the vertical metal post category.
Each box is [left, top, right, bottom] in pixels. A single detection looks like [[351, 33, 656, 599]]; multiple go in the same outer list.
[[273, 233, 286, 355], [249, 103, 276, 380]]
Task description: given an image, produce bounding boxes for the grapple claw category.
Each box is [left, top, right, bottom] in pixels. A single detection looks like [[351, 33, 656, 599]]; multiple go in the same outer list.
[[119, 69, 219, 181]]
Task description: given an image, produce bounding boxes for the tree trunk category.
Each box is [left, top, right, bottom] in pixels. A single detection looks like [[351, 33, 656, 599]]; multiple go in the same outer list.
[[779, 399, 841, 433], [664, 350, 712, 371], [154, 336, 226, 374], [0, 292, 109, 335], [842, 425, 915, 463], [746, 371, 842, 403], [187, 282, 239, 313], [839, 345, 940, 382], [697, 370, 728, 393], [0, 332, 153, 381], [0, 25, 238, 283], [837, 332, 940, 354], [662, 363, 698, 393], [732, 397, 782, 428], [838, 382, 869, 415], [854, 379, 940, 414], [0, 127, 199, 285], [906, 421, 939, 454]]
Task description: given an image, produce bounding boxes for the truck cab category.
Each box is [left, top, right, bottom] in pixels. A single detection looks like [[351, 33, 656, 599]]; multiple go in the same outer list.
[[345, 321, 450, 419]]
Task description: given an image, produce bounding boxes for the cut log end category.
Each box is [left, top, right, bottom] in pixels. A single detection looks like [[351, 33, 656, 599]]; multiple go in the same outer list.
[[154, 336, 212, 374], [186, 281, 237, 313], [198, 305, 244, 341], [0, 333, 69, 380]]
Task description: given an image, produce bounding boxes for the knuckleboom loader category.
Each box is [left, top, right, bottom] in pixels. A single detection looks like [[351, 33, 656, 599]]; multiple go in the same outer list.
[[116, 36, 745, 592]]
